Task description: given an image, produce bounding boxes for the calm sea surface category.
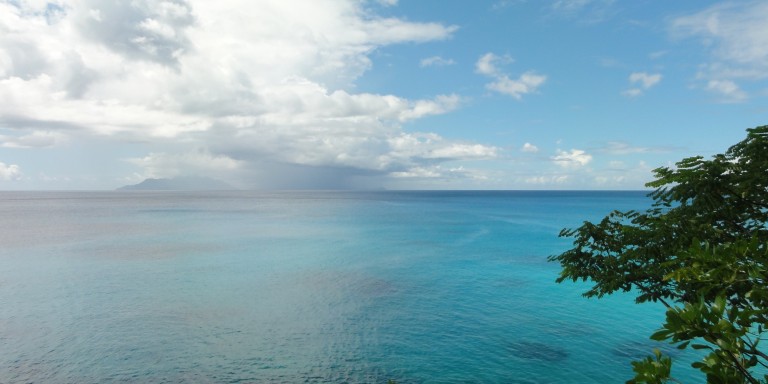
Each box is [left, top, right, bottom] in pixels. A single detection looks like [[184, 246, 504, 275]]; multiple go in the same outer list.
[[0, 191, 700, 383]]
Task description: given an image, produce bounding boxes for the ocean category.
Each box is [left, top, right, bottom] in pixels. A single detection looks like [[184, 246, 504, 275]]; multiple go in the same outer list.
[[0, 191, 699, 383]]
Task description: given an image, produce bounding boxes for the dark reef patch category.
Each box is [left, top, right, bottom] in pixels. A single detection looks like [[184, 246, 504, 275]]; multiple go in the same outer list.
[[506, 341, 569, 362]]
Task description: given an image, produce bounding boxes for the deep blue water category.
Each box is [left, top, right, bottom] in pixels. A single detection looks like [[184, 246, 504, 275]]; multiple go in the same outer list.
[[0, 191, 700, 383]]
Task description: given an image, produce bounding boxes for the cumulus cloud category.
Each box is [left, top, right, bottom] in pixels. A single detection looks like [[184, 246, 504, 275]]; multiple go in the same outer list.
[[475, 53, 509, 76], [420, 56, 455, 67], [623, 72, 661, 97], [0, 162, 21, 180], [521, 142, 539, 153], [487, 72, 547, 99], [671, 1, 768, 101], [0, 0, 494, 188], [551, 149, 592, 168], [475, 53, 545, 99]]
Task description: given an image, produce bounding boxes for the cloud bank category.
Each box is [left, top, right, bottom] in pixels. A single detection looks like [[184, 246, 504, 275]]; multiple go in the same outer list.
[[0, 0, 495, 188]]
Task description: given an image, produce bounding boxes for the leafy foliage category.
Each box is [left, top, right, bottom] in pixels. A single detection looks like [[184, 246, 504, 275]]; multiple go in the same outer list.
[[550, 126, 768, 383], [628, 349, 673, 384]]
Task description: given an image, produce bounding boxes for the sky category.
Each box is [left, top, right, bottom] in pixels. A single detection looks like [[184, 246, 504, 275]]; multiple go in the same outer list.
[[0, 0, 767, 190]]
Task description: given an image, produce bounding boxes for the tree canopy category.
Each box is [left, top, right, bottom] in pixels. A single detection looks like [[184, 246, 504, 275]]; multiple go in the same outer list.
[[550, 126, 768, 383]]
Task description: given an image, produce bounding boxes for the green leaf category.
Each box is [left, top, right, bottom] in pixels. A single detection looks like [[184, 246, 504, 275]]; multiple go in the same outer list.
[[650, 330, 671, 341]]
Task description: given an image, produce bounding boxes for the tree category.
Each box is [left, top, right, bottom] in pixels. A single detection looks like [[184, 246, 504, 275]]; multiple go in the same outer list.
[[549, 126, 768, 383]]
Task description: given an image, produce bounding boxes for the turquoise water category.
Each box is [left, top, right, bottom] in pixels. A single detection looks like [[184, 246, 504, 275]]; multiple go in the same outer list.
[[0, 191, 699, 383]]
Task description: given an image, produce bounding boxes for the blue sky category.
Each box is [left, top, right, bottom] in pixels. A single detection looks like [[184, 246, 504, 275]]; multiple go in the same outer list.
[[0, 0, 766, 190]]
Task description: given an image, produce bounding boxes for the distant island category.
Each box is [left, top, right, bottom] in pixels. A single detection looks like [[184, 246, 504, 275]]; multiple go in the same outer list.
[[117, 177, 235, 191]]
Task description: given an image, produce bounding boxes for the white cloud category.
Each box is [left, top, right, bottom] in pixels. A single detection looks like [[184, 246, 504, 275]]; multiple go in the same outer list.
[[384, 133, 497, 167], [476, 53, 545, 99], [623, 72, 661, 97], [0, 0, 491, 188], [398, 94, 462, 121], [0, 162, 22, 180], [389, 166, 442, 179], [475, 52, 515, 76], [551, 149, 592, 168], [364, 19, 458, 46], [521, 142, 539, 153], [706, 79, 747, 102], [671, 1, 768, 100], [427, 143, 497, 159], [389, 164, 489, 181], [629, 72, 661, 89], [475, 53, 504, 76], [517, 156, 651, 189], [487, 72, 547, 99], [672, 1, 768, 73], [420, 56, 455, 67]]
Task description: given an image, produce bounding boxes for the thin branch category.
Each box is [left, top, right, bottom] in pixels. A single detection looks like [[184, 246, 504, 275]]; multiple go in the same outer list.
[[750, 348, 768, 362], [716, 342, 760, 384], [657, 296, 672, 310]]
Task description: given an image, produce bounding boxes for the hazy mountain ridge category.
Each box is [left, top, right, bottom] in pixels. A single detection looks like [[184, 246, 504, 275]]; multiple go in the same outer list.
[[118, 177, 235, 191]]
